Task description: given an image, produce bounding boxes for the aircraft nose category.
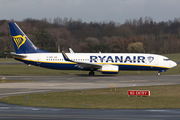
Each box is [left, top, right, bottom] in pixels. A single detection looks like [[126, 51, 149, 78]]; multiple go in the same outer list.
[[171, 61, 177, 68]]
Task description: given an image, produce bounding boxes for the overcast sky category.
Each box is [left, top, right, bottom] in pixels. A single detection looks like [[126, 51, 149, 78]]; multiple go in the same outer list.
[[0, 0, 180, 23]]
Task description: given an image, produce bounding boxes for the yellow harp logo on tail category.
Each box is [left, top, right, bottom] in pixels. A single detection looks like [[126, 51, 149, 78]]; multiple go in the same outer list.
[[12, 35, 26, 49]]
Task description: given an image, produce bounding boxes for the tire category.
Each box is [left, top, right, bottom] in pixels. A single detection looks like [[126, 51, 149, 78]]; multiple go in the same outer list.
[[89, 71, 95, 76]]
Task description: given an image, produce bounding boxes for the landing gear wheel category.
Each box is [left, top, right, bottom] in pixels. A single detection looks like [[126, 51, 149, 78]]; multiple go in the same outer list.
[[89, 71, 95, 76], [157, 72, 161, 76]]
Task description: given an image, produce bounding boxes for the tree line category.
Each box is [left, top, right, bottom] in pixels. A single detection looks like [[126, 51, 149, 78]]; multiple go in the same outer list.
[[0, 17, 180, 57]]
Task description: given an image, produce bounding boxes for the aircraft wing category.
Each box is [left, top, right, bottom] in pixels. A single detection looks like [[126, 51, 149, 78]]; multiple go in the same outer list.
[[61, 50, 102, 69], [10, 52, 27, 58], [75, 61, 102, 69]]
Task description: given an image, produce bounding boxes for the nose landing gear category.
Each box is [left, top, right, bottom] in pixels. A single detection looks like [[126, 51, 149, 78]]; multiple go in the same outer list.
[[157, 72, 161, 76], [157, 70, 166, 76]]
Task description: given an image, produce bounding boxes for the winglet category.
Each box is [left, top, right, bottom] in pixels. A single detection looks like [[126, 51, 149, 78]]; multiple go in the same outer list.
[[69, 48, 74, 53], [61, 49, 72, 62]]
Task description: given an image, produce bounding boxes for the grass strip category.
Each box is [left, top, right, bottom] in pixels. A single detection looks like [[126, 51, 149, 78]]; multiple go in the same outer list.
[[0, 58, 20, 63], [1, 85, 180, 109], [163, 53, 180, 62]]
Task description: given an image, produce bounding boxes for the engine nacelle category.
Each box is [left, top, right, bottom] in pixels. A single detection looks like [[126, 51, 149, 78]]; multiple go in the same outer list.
[[98, 65, 119, 74]]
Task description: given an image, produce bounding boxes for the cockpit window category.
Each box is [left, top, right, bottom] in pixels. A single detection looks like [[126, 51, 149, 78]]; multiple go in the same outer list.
[[163, 58, 170, 61]]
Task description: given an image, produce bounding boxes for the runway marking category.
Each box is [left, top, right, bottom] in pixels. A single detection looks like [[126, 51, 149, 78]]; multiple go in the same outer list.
[[67, 78, 75, 80], [0, 90, 52, 96], [32, 108, 39, 111], [147, 110, 166, 112], [118, 80, 148, 83], [0, 107, 9, 110], [118, 80, 134, 83]]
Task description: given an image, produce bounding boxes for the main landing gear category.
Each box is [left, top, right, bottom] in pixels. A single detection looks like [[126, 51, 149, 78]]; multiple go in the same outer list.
[[157, 70, 166, 76], [89, 71, 95, 76]]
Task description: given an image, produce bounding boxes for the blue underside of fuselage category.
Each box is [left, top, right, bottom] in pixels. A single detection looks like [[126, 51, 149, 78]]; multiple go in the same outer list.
[[15, 58, 168, 71], [102, 72, 118, 74]]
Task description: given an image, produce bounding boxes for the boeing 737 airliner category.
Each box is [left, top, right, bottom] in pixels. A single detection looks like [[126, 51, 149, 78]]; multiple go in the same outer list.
[[8, 22, 177, 76]]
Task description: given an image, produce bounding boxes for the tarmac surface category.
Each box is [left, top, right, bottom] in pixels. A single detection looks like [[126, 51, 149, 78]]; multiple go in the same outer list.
[[0, 74, 180, 119]]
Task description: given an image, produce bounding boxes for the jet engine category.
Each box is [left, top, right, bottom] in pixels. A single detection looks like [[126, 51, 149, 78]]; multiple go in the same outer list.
[[98, 65, 119, 74]]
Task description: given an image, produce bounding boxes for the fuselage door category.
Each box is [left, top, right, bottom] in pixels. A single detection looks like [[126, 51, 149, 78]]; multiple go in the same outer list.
[[145, 59, 148, 64], [37, 56, 41, 65], [155, 56, 159, 65]]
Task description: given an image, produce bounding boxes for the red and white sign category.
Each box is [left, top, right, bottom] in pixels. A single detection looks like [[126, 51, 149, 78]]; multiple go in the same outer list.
[[128, 90, 150, 97]]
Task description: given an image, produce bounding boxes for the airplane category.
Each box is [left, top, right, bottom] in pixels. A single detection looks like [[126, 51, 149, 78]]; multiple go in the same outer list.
[[8, 22, 177, 76]]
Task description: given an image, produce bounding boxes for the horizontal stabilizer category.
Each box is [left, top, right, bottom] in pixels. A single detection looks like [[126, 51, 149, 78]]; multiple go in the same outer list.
[[10, 52, 27, 58]]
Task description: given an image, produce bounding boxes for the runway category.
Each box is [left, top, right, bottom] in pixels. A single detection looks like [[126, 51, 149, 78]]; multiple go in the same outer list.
[[0, 102, 180, 120], [0, 74, 180, 119]]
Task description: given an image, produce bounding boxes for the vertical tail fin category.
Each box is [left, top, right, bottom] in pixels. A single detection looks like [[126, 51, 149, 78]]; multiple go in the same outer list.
[[8, 22, 49, 54], [61, 49, 72, 62]]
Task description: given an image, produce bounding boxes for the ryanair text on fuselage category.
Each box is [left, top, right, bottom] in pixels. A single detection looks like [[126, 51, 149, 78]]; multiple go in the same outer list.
[[90, 56, 152, 63]]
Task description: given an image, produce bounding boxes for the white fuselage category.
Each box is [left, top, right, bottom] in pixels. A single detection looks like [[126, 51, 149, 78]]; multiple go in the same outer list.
[[15, 53, 177, 72]]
